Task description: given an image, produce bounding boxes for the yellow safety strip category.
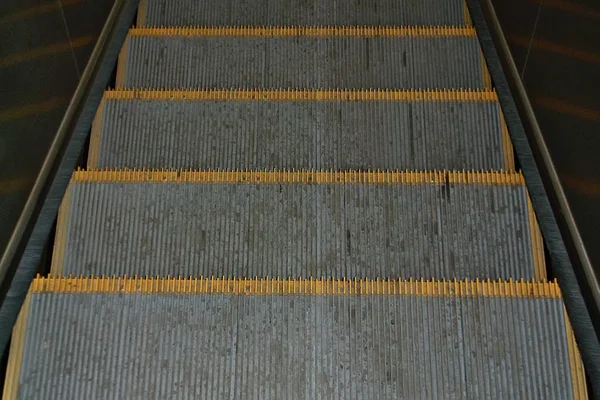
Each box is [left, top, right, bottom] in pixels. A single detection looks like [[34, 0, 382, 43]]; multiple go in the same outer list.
[[103, 88, 499, 102], [70, 169, 525, 185], [29, 275, 561, 297], [128, 26, 478, 37]]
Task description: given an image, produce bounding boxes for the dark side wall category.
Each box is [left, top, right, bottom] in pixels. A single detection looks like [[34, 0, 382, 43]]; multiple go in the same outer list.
[[492, 0, 600, 271]]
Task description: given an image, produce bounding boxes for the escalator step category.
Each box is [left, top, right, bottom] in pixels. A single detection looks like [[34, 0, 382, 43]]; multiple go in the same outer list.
[[3, 277, 586, 399], [137, 0, 471, 27], [51, 170, 545, 280], [116, 27, 490, 90], [90, 89, 514, 171]]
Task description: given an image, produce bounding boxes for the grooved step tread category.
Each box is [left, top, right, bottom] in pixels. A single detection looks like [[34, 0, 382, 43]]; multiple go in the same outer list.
[[117, 34, 489, 90], [51, 171, 545, 280], [90, 89, 514, 171], [3, 279, 587, 400]]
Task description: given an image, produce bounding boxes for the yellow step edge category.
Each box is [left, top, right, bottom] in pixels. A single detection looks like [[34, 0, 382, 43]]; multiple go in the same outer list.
[[70, 169, 525, 185], [103, 88, 499, 102], [128, 26, 477, 37], [29, 275, 560, 297]]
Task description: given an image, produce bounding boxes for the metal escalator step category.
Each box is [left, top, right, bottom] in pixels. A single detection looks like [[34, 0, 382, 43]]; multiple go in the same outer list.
[[137, 0, 471, 27], [51, 170, 545, 280], [4, 277, 587, 399], [116, 27, 490, 90], [90, 89, 514, 171]]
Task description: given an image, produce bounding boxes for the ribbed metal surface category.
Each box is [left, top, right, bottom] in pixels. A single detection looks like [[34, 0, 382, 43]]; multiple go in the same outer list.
[[94, 99, 506, 170], [140, 0, 468, 27], [16, 292, 575, 399], [123, 36, 485, 89], [57, 182, 537, 279]]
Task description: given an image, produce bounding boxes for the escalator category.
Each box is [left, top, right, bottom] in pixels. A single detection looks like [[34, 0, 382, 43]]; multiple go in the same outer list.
[[1, 0, 591, 398]]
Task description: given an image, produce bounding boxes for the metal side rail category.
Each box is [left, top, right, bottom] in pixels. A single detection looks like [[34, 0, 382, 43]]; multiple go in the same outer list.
[[0, 0, 140, 356]]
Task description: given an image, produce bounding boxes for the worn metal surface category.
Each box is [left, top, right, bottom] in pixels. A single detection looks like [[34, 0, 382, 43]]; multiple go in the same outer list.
[[11, 292, 577, 399], [138, 0, 469, 27], [121, 36, 486, 90], [54, 181, 539, 279], [92, 96, 509, 171]]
